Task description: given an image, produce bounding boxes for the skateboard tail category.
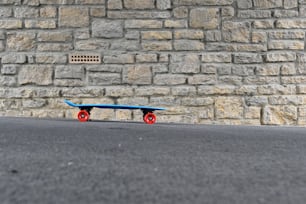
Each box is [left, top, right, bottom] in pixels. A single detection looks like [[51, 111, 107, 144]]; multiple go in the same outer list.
[[64, 99, 77, 107]]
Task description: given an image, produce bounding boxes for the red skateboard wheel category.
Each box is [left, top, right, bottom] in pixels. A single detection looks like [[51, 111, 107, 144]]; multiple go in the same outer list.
[[143, 112, 156, 124], [78, 110, 89, 122]]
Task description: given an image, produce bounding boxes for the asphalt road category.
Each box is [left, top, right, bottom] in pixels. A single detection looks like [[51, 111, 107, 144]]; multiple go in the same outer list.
[[1, 117, 306, 204]]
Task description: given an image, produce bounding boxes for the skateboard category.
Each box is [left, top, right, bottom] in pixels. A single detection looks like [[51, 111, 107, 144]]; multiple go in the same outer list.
[[64, 99, 166, 124]]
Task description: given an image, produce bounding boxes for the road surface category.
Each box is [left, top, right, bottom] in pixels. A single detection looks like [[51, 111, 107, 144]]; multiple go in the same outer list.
[[1, 117, 306, 204]]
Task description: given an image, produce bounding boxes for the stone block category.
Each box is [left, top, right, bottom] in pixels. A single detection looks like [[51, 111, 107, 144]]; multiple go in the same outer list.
[[181, 97, 214, 106], [90, 7, 106, 17], [237, 0, 252, 8], [92, 19, 123, 38], [265, 52, 296, 62], [103, 54, 134, 64], [274, 10, 298, 18], [55, 79, 85, 87], [282, 76, 306, 84], [55, 66, 84, 79], [173, 6, 188, 18], [219, 76, 243, 85], [232, 65, 256, 76], [170, 54, 200, 74], [1, 54, 26, 64], [1, 65, 18, 75], [173, 0, 233, 6], [222, 6, 234, 19], [59, 7, 89, 28], [0, 7, 12, 17], [125, 31, 139, 40], [136, 54, 158, 63], [174, 40, 204, 51], [123, 0, 154, 9], [117, 97, 149, 105], [262, 106, 297, 125], [253, 20, 274, 29], [14, 7, 38, 18], [0, 20, 22, 29], [18, 65, 53, 86], [154, 74, 187, 85], [74, 29, 90, 39], [135, 86, 170, 96], [205, 31, 222, 41], [198, 85, 236, 95], [188, 75, 216, 85], [75, 0, 105, 4], [268, 31, 305, 39], [223, 21, 250, 43], [61, 87, 104, 98], [190, 8, 219, 29], [38, 31, 72, 42], [245, 107, 261, 119], [284, 0, 298, 8], [40, 0, 74, 4], [37, 43, 73, 52], [171, 86, 197, 96], [40, 6, 56, 17], [0, 41, 4, 52], [141, 31, 172, 40], [238, 10, 271, 18], [276, 19, 306, 29], [268, 40, 304, 50], [234, 53, 262, 64], [125, 20, 162, 28], [244, 76, 279, 85], [150, 96, 180, 106], [33, 110, 64, 118], [105, 87, 134, 97], [252, 31, 267, 43], [25, 19, 56, 29], [174, 30, 204, 40], [23, 0, 40, 5], [110, 39, 139, 51], [215, 97, 243, 119], [75, 39, 109, 51], [152, 64, 168, 73], [108, 0, 122, 9], [269, 96, 303, 105], [0, 76, 17, 87], [164, 20, 187, 28], [7, 32, 35, 51], [253, 0, 282, 8], [142, 41, 172, 51], [256, 64, 280, 76], [88, 73, 121, 85], [201, 64, 219, 74], [0, 31, 5, 40], [202, 53, 231, 63], [123, 65, 152, 85], [157, 0, 171, 10], [281, 63, 296, 75], [22, 99, 46, 108], [108, 10, 171, 18], [86, 65, 122, 73]]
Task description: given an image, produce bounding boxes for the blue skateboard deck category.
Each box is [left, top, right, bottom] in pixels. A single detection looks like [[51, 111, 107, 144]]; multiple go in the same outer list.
[[64, 99, 165, 124]]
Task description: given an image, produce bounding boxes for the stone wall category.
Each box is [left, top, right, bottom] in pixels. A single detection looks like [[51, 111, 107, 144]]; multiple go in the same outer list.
[[0, 0, 306, 125]]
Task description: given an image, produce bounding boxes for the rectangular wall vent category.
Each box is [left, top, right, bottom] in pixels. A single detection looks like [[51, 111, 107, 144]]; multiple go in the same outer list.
[[69, 54, 101, 64]]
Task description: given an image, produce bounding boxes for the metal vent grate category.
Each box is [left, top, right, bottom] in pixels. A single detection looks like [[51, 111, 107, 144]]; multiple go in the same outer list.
[[69, 54, 101, 64]]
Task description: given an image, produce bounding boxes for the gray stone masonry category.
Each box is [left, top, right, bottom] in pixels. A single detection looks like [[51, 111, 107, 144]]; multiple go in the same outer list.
[[2, 0, 306, 125]]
